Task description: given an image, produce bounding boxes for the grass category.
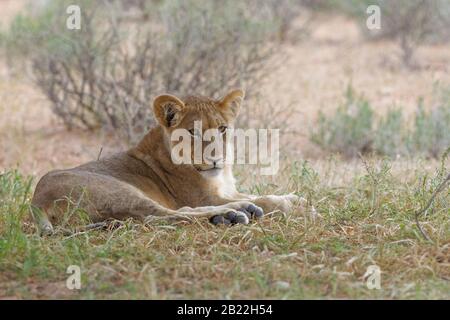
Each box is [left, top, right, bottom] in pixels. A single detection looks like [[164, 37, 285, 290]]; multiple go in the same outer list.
[[0, 156, 449, 299]]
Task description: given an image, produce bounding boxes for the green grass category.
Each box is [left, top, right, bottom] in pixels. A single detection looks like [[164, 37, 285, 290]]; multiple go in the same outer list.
[[0, 156, 449, 299]]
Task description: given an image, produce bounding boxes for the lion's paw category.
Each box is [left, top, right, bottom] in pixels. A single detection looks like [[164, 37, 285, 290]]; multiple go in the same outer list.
[[209, 209, 250, 226], [226, 201, 264, 219]]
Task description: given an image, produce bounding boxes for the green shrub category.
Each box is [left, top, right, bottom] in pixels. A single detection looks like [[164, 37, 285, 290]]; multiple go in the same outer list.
[[373, 108, 406, 157], [407, 99, 450, 158], [311, 86, 450, 159], [311, 86, 374, 158]]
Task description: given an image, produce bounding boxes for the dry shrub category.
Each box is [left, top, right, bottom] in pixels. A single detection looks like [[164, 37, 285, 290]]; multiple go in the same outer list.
[[325, 0, 450, 68], [2, 0, 307, 143]]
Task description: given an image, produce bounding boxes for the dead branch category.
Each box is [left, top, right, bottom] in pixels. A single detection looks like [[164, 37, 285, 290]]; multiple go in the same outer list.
[[415, 173, 450, 242]]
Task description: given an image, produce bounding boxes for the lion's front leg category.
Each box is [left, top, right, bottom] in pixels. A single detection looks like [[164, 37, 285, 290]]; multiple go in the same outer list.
[[248, 194, 320, 220], [238, 193, 307, 214], [176, 203, 259, 225], [185, 197, 265, 225]]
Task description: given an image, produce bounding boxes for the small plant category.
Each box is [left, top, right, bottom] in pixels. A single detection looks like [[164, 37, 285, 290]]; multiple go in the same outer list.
[[311, 86, 450, 159], [0, 170, 33, 260], [407, 99, 450, 158], [311, 86, 374, 158], [373, 108, 406, 157]]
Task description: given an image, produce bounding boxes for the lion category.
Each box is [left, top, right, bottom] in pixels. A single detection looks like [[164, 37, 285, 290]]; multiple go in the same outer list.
[[31, 89, 306, 235]]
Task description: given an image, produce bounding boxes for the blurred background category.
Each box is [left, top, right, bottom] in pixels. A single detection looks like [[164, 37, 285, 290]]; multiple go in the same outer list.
[[0, 0, 449, 177]]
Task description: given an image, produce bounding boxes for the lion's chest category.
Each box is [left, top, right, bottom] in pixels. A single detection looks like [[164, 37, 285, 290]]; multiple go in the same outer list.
[[210, 170, 237, 199]]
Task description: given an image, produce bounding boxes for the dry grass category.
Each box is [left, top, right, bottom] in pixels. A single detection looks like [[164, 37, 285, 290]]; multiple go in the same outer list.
[[0, 157, 449, 299]]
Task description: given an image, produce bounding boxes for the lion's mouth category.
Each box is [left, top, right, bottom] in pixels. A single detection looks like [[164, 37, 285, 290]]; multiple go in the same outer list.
[[197, 167, 223, 172], [196, 166, 224, 177], [194, 162, 224, 171]]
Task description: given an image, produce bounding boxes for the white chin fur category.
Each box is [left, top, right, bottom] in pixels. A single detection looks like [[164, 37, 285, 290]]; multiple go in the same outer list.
[[199, 168, 223, 178]]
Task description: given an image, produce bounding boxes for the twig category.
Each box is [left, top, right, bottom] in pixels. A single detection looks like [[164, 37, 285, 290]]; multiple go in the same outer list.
[[60, 220, 122, 238], [415, 173, 450, 242], [358, 153, 378, 216], [61, 222, 109, 239], [97, 147, 103, 161]]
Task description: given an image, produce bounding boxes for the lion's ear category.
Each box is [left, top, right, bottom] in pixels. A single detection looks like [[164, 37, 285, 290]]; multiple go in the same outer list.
[[219, 89, 245, 120], [153, 94, 186, 128]]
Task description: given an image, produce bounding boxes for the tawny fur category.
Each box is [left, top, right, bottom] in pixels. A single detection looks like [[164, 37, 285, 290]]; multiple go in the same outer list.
[[31, 89, 305, 235]]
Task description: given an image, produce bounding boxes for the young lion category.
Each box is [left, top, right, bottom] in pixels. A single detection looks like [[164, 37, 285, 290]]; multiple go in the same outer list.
[[31, 89, 305, 235]]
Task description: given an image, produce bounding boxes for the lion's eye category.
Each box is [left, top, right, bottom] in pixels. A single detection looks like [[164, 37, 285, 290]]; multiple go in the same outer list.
[[219, 126, 227, 134], [189, 129, 200, 137]]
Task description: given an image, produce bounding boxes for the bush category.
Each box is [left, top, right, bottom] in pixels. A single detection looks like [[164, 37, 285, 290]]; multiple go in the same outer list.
[[325, 0, 450, 67], [311, 86, 450, 159], [311, 86, 374, 158], [373, 108, 406, 157], [407, 99, 450, 158], [1, 0, 305, 143]]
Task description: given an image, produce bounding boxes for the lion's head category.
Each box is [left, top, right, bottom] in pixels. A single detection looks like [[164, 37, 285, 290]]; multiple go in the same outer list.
[[153, 89, 244, 175]]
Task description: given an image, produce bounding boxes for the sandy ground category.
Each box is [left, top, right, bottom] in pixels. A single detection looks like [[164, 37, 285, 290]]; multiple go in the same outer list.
[[0, 2, 449, 177], [0, 0, 25, 28], [274, 15, 449, 117]]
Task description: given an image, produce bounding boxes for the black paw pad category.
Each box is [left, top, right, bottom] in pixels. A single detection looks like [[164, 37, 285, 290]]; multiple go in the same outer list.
[[210, 215, 231, 225], [225, 211, 249, 224], [237, 208, 251, 219], [246, 204, 264, 219], [233, 212, 249, 224]]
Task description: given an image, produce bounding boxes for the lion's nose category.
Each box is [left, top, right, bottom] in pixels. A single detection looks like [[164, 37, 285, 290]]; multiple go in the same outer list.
[[205, 156, 223, 167]]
